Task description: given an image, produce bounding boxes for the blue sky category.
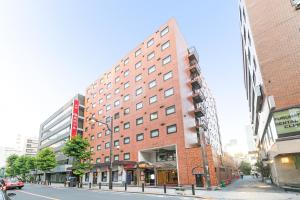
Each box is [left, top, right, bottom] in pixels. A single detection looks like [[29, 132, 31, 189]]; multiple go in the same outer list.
[[0, 0, 250, 152]]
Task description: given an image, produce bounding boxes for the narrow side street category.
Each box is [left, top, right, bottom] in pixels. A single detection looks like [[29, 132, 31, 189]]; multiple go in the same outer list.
[[224, 175, 284, 192]]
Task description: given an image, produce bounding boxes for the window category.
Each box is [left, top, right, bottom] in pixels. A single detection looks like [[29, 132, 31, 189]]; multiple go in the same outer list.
[[112, 170, 118, 182], [156, 150, 176, 162], [167, 124, 177, 134], [114, 112, 120, 120], [136, 102, 143, 110], [92, 103, 96, 108], [150, 112, 158, 121], [162, 55, 171, 65], [135, 74, 142, 82], [166, 105, 176, 115], [136, 117, 143, 125], [105, 142, 110, 149], [101, 171, 107, 182], [115, 76, 120, 83], [124, 58, 129, 65], [135, 48, 141, 57], [105, 156, 109, 163], [107, 82, 112, 88], [148, 65, 156, 74], [114, 155, 119, 161], [105, 130, 110, 135], [124, 153, 130, 160], [149, 95, 157, 104], [147, 38, 154, 47], [124, 108, 130, 115], [96, 158, 101, 163], [148, 80, 156, 89], [160, 26, 169, 37], [164, 88, 174, 97], [163, 71, 173, 81], [135, 61, 142, 69], [99, 88, 104, 94], [97, 132, 102, 138], [136, 133, 144, 141], [99, 98, 103, 104], [100, 78, 104, 84], [114, 140, 119, 147], [114, 126, 120, 133], [150, 129, 159, 138], [124, 137, 130, 144], [90, 135, 94, 141], [114, 100, 120, 107], [115, 88, 120, 94], [124, 122, 130, 129], [161, 41, 170, 51], [107, 72, 111, 78], [115, 65, 120, 72], [147, 51, 155, 60], [97, 145, 101, 150], [106, 104, 111, 111], [124, 69, 129, 77], [98, 109, 103, 115], [136, 87, 143, 96], [124, 94, 130, 101], [106, 93, 111, 100], [124, 82, 130, 89]]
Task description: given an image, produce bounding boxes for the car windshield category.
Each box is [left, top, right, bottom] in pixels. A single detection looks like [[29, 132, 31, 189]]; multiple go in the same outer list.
[[7, 179, 18, 183]]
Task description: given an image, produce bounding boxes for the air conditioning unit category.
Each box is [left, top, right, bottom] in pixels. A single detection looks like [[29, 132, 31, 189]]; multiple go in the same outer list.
[[296, 2, 300, 9]]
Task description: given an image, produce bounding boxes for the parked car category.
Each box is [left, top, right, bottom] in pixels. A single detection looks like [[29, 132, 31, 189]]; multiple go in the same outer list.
[[3, 179, 24, 190]]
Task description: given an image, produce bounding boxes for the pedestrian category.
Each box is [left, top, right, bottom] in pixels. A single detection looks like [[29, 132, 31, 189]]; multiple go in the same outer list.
[[255, 172, 258, 179], [240, 172, 244, 179]]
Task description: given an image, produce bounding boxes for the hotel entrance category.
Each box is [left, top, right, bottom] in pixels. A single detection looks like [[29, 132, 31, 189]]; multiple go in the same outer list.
[[138, 145, 178, 186]]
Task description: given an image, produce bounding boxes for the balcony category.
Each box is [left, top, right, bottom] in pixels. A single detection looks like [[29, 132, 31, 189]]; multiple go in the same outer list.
[[188, 47, 199, 64], [190, 77, 202, 90], [196, 117, 208, 131], [194, 103, 206, 118], [192, 89, 205, 103], [188, 63, 201, 77]]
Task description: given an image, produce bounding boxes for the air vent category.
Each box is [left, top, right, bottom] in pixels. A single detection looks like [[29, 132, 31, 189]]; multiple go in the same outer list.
[[161, 123, 165, 126], [159, 88, 163, 91], [157, 58, 161, 61], [160, 105, 164, 108], [158, 72, 162, 76], [145, 128, 148, 131]]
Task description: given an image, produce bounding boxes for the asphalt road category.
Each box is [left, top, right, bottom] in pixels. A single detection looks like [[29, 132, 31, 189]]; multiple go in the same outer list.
[[10, 184, 198, 200]]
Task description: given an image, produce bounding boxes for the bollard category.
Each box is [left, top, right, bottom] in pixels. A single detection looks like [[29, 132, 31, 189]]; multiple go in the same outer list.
[[99, 182, 101, 189], [164, 184, 166, 194], [89, 182, 91, 189], [125, 183, 127, 191], [192, 184, 195, 195], [142, 183, 144, 192]]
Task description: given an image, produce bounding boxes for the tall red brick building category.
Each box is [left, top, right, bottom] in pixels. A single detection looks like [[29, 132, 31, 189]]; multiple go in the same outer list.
[[83, 19, 223, 187], [239, 0, 300, 186]]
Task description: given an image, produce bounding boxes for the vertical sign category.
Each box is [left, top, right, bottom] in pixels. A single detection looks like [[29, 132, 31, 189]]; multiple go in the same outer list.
[[71, 99, 79, 138]]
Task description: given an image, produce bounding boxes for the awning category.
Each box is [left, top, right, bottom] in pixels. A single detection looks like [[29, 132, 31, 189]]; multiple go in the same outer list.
[[137, 161, 177, 170]]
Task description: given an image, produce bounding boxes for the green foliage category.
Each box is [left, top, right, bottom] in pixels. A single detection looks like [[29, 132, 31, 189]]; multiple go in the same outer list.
[[5, 154, 19, 177], [255, 160, 270, 178], [239, 161, 251, 175], [36, 148, 57, 172], [14, 155, 30, 180], [62, 136, 92, 177]]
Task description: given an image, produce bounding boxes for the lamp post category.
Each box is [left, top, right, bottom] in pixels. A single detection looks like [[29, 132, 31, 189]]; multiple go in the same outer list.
[[89, 116, 113, 190]]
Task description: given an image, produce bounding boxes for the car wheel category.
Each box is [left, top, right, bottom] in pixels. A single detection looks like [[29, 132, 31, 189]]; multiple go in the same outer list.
[[18, 187, 23, 189]]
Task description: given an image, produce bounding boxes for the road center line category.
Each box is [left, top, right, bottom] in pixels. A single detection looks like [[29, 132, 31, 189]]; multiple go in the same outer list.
[[17, 190, 61, 200]]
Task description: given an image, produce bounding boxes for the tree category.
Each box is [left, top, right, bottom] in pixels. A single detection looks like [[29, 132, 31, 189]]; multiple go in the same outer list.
[[5, 154, 19, 177], [14, 155, 30, 180], [239, 161, 251, 175], [36, 148, 56, 182], [62, 136, 92, 184], [255, 160, 270, 181]]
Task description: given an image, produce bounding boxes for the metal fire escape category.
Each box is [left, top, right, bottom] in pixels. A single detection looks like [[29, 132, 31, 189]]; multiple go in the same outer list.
[[188, 47, 211, 189]]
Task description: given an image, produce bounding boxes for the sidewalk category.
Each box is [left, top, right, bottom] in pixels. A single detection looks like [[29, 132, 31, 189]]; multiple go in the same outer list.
[[40, 182, 300, 200]]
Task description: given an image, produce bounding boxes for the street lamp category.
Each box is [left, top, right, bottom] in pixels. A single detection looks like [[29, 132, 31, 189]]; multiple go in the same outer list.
[[88, 116, 113, 190]]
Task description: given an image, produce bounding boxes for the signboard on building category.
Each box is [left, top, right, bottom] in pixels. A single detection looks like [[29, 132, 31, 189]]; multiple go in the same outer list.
[[71, 99, 79, 138], [273, 108, 300, 137]]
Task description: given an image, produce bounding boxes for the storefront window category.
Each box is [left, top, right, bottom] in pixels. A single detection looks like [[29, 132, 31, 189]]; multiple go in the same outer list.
[[101, 171, 107, 182], [156, 150, 176, 162], [112, 170, 118, 182]]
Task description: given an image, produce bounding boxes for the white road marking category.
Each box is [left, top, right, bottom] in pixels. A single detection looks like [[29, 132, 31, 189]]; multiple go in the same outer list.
[[17, 190, 61, 200]]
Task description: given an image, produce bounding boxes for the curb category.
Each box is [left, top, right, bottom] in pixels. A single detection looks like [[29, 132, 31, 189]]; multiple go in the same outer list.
[[42, 184, 209, 199]]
